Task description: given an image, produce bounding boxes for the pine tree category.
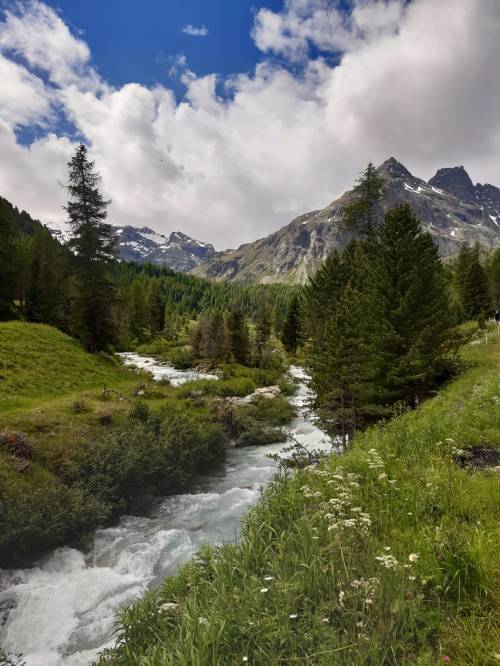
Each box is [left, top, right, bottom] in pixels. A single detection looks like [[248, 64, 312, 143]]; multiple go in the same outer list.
[[281, 294, 302, 355], [128, 280, 149, 341], [373, 204, 459, 405], [227, 306, 250, 365], [0, 203, 16, 319], [255, 298, 272, 363], [65, 144, 117, 352], [25, 229, 62, 325], [341, 162, 384, 237], [462, 258, 490, 320], [147, 278, 164, 336], [309, 282, 381, 445]]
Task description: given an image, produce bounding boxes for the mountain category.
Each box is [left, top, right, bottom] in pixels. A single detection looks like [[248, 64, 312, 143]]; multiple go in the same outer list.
[[193, 158, 500, 284], [113, 226, 215, 272], [50, 224, 215, 272]]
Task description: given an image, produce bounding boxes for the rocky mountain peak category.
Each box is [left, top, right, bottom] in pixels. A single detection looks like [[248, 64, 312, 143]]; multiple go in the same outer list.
[[428, 165, 476, 202], [378, 157, 414, 180]]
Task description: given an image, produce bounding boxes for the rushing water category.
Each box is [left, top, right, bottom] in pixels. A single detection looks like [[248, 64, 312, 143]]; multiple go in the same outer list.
[[0, 360, 333, 666]]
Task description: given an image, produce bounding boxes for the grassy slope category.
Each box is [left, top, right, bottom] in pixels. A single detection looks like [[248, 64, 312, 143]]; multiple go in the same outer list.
[[0, 322, 136, 412], [102, 334, 500, 665]]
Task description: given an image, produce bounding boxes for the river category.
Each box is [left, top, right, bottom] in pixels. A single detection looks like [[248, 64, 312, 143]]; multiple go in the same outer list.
[[0, 357, 333, 666]]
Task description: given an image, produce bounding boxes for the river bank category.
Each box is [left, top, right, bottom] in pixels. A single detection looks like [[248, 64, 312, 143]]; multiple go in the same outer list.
[[99, 337, 500, 665], [0, 363, 334, 665]]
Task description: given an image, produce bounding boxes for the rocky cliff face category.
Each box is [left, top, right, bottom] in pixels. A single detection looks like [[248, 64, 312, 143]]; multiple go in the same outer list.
[[193, 158, 500, 284]]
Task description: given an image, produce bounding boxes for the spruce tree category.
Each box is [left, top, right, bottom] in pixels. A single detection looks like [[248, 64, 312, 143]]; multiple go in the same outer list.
[[65, 144, 117, 352], [227, 306, 250, 365], [309, 281, 380, 445], [341, 162, 384, 237], [148, 278, 164, 336], [373, 204, 459, 405], [255, 298, 272, 364], [281, 294, 302, 355], [462, 259, 490, 320], [0, 203, 16, 319]]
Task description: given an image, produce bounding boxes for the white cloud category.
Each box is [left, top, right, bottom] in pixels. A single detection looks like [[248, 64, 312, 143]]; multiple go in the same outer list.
[[253, 0, 405, 62], [0, 0, 499, 250], [182, 24, 209, 37]]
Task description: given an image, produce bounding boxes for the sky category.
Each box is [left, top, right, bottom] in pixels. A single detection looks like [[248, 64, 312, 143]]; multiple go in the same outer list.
[[1, 0, 500, 250]]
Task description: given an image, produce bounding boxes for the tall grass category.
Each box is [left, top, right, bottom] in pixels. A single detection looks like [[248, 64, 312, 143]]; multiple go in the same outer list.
[[101, 337, 500, 665]]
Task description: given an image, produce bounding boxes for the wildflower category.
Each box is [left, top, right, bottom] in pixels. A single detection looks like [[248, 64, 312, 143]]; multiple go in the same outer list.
[[159, 602, 179, 614], [242, 658, 248, 663], [409, 575, 416, 581], [408, 553, 419, 563], [443, 657, 450, 663], [260, 587, 269, 593], [383, 546, 391, 551], [312, 536, 319, 540], [289, 613, 298, 619], [314, 491, 322, 497], [264, 576, 274, 581], [375, 554, 399, 569], [351, 507, 362, 513], [378, 472, 387, 480], [322, 617, 330, 623], [388, 479, 397, 485], [199, 617, 209, 625]]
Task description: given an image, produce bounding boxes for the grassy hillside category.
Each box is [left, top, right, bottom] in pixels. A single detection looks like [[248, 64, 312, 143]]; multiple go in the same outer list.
[[102, 334, 500, 665], [0, 322, 134, 412]]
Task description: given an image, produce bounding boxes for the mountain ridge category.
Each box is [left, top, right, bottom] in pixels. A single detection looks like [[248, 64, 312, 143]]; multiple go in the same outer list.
[[192, 157, 500, 284]]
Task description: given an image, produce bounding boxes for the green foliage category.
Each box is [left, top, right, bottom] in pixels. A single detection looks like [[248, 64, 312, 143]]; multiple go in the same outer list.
[[233, 395, 296, 447], [374, 204, 460, 404], [305, 205, 461, 441], [100, 336, 500, 665], [281, 293, 303, 354], [65, 144, 118, 352], [0, 198, 18, 319], [341, 161, 384, 236], [227, 306, 250, 365]]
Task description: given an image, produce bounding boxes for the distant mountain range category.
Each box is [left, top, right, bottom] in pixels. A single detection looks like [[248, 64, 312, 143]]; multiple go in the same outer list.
[[50, 225, 215, 273], [192, 158, 500, 284]]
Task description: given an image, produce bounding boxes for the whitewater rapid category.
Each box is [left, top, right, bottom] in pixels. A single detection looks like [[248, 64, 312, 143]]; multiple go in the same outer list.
[[0, 361, 333, 666]]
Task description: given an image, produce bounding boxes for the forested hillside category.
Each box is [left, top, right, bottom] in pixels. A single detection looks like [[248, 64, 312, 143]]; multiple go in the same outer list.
[[0, 191, 296, 352]]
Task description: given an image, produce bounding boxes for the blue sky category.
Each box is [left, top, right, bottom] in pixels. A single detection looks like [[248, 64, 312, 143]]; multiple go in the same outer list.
[[43, 0, 284, 96], [0, 0, 499, 248]]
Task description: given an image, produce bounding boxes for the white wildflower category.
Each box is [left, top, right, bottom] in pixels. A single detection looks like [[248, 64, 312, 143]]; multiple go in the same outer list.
[[159, 602, 179, 614], [260, 587, 269, 593], [264, 576, 274, 581], [408, 553, 419, 562], [199, 617, 209, 625], [289, 613, 298, 619]]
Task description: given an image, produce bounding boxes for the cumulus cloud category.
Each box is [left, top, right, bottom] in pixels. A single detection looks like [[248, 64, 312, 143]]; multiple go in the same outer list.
[[182, 24, 209, 37], [0, 0, 499, 249]]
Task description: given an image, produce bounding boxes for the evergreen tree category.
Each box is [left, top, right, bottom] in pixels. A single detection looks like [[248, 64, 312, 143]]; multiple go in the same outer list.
[[486, 248, 500, 309], [65, 144, 117, 352], [341, 162, 384, 237], [0, 202, 16, 319], [462, 259, 490, 320], [373, 204, 459, 405], [25, 230, 62, 325], [281, 294, 302, 355], [255, 298, 272, 363], [147, 278, 164, 336], [227, 306, 250, 365], [128, 280, 149, 341], [309, 282, 381, 445]]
